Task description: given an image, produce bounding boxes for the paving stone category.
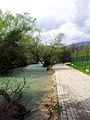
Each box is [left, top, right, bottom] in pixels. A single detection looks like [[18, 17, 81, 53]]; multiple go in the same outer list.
[[55, 64, 90, 120]]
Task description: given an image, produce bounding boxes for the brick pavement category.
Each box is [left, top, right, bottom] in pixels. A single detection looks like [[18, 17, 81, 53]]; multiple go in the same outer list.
[[55, 64, 90, 120]]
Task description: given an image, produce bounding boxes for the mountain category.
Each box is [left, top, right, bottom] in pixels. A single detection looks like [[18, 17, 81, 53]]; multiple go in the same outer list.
[[66, 41, 90, 51]]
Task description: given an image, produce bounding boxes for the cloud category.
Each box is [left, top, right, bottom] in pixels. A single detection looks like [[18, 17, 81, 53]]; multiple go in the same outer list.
[[38, 17, 65, 32], [0, 0, 90, 45], [71, 0, 90, 27], [37, 0, 90, 45], [40, 0, 90, 45]]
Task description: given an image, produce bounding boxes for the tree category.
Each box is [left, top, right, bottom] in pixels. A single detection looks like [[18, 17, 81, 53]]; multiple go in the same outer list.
[[38, 33, 63, 67], [21, 31, 40, 64], [60, 47, 71, 63], [0, 10, 37, 74]]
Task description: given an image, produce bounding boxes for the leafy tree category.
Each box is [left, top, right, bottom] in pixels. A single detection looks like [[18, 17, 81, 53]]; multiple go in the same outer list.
[[21, 31, 40, 64], [38, 33, 63, 67], [60, 48, 71, 63], [0, 10, 37, 74]]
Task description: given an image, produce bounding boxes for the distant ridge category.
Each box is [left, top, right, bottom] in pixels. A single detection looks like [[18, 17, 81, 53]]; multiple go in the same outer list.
[[66, 41, 90, 51]]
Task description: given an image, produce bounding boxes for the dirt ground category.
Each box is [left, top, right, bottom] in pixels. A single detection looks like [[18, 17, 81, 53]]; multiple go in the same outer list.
[[26, 70, 60, 120]]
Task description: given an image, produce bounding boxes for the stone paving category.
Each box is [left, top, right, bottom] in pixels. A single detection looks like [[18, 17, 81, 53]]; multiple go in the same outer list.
[[55, 64, 90, 120]]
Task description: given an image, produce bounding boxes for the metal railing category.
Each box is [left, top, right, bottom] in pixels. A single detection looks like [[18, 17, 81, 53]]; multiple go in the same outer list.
[[71, 46, 90, 71]]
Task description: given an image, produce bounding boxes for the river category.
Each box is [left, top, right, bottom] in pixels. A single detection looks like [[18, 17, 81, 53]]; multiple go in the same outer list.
[[0, 64, 52, 110]]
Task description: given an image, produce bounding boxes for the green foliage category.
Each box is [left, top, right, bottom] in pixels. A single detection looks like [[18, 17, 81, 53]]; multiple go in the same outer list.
[[0, 10, 38, 74], [37, 36, 71, 67], [0, 78, 27, 120], [22, 34, 40, 64], [0, 9, 71, 73], [60, 48, 71, 63], [38, 45, 60, 66], [37, 34, 63, 67]]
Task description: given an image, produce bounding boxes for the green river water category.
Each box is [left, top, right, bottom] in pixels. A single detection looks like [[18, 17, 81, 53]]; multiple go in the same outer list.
[[0, 64, 52, 110]]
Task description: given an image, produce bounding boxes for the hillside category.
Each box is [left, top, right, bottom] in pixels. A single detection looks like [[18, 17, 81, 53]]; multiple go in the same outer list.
[[66, 41, 90, 51]]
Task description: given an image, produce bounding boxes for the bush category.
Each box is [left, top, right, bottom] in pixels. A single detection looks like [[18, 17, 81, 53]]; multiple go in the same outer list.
[[0, 78, 29, 120]]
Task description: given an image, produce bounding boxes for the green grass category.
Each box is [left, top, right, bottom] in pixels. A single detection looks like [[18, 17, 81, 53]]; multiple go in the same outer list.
[[0, 64, 52, 109], [56, 101, 60, 114], [67, 63, 90, 75]]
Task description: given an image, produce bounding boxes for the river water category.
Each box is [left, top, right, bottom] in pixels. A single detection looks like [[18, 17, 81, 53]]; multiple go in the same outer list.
[[0, 64, 52, 110]]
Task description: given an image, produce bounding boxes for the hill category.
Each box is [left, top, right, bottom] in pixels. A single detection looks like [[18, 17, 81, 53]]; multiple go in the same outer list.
[[66, 41, 90, 51]]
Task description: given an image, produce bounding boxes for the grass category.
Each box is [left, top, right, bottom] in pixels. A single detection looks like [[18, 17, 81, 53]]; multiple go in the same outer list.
[[67, 63, 90, 75], [56, 101, 60, 114], [0, 64, 52, 110]]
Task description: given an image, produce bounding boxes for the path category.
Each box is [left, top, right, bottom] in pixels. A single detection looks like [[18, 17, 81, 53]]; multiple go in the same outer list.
[[55, 64, 90, 120]]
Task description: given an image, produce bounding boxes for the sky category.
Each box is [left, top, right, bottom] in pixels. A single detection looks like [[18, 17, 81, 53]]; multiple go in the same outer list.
[[0, 0, 90, 45]]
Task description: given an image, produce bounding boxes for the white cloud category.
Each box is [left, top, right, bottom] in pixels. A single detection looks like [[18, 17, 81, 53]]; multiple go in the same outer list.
[[0, 0, 90, 45]]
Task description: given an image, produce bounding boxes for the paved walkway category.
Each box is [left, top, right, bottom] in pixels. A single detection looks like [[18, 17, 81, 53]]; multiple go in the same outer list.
[[55, 64, 90, 120]]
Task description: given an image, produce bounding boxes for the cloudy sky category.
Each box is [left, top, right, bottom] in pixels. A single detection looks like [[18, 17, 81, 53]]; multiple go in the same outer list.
[[0, 0, 90, 45]]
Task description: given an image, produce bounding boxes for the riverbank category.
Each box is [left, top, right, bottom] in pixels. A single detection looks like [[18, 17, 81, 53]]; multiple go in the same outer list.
[[28, 68, 60, 120], [0, 64, 59, 120]]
